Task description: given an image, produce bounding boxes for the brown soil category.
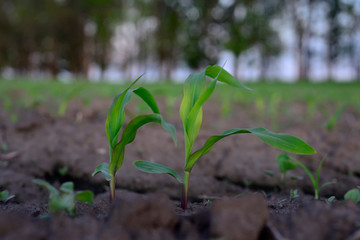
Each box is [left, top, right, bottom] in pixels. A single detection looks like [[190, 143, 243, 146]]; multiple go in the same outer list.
[[1, 97, 360, 240]]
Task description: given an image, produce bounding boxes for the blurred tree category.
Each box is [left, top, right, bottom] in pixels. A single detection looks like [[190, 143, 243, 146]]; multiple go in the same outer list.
[[222, 0, 281, 79], [152, 0, 182, 80], [181, 0, 220, 70]]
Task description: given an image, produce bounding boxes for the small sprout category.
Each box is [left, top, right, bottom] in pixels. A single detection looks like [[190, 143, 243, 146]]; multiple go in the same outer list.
[[1, 143, 8, 152], [326, 196, 336, 205], [134, 65, 316, 209], [92, 76, 177, 202], [264, 170, 275, 178], [290, 189, 299, 199], [243, 178, 252, 188], [292, 154, 334, 199], [276, 153, 298, 187], [33, 179, 94, 216], [324, 104, 346, 131], [58, 166, 68, 177], [0, 190, 15, 203], [344, 188, 360, 204]]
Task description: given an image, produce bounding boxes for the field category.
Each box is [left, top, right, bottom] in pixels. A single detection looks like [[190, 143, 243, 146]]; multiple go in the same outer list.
[[1, 79, 360, 239]]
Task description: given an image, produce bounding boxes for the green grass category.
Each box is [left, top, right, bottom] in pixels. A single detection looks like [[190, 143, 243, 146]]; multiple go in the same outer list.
[[0, 79, 359, 107]]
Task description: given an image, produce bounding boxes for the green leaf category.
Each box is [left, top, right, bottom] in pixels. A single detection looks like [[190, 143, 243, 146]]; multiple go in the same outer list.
[[133, 160, 183, 183], [133, 87, 160, 114], [0, 190, 9, 200], [60, 182, 74, 194], [75, 190, 94, 204], [109, 114, 177, 175], [276, 153, 297, 173], [92, 163, 111, 181], [344, 189, 360, 204], [0, 190, 14, 202], [185, 127, 316, 171], [105, 75, 143, 148], [205, 65, 252, 91], [33, 179, 59, 196]]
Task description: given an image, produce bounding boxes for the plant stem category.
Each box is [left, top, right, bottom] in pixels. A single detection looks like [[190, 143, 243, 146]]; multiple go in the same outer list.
[[181, 171, 190, 210], [314, 188, 319, 200], [110, 175, 115, 202]]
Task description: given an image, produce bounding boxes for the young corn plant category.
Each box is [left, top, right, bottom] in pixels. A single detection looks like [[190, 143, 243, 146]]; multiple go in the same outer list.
[[283, 153, 333, 199], [0, 190, 15, 203], [92, 76, 177, 202], [134, 65, 316, 210], [33, 179, 93, 216]]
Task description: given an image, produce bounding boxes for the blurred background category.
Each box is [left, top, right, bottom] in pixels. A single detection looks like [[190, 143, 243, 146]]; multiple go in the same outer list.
[[0, 0, 359, 82]]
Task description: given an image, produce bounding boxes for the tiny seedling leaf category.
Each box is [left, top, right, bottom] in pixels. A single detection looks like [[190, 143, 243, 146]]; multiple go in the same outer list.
[[277, 153, 297, 173], [133, 160, 183, 183], [109, 113, 177, 175], [264, 170, 275, 177], [75, 190, 94, 204], [0, 190, 15, 203], [60, 182, 74, 194], [92, 163, 111, 181], [33, 179, 59, 196], [344, 189, 360, 204]]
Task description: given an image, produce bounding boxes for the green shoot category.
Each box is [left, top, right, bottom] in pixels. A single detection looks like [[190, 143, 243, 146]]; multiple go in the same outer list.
[[326, 196, 336, 205], [292, 154, 333, 199], [290, 189, 299, 199], [0, 190, 15, 203], [33, 179, 94, 216], [276, 153, 298, 187], [324, 103, 346, 131], [92, 76, 177, 202], [134, 65, 316, 210], [344, 188, 360, 204]]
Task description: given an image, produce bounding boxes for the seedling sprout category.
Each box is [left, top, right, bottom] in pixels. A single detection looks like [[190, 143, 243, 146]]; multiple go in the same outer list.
[[344, 188, 360, 204], [134, 65, 316, 209], [0, 190, 15, 203], [33, 179, 94, 216], [92, 76, 177, 202]]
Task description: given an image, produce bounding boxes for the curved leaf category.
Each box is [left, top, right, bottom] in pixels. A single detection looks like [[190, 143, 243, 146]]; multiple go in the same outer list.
[[133, 87, 160, 114], [75, 190, 94, 204], [134, 160, 183, 183], [109, 114, 177, 175], [92, 163, 111, 181], [33, 179, 59, 196], [205, 65, 252, 90], [185, 127, 316, 171], [60, 182, 74, 194]]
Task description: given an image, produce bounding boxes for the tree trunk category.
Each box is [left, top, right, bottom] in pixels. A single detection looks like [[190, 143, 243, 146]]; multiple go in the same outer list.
[[233, 55, 239, 80]]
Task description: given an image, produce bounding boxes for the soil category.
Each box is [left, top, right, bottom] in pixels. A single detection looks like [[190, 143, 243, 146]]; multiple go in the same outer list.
[[1, 97, 360, 240]]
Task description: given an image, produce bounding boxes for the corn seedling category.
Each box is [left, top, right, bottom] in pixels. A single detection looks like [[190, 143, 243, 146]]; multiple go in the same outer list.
[[0, 190, 15, 203], [276, 153, 298, 187], [290, 189, 299, 199], [92, 76, 177, 202], [289, 154, 333, 199], [324, 103, 346, 131], [134, 65, 316, 209], [326, 196, 336, 205], [33, 179, 93, 216], [344, 187, 360, 204]]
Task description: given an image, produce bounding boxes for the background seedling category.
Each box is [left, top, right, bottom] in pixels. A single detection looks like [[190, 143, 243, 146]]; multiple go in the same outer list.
[[290, 189, 299, 199], [92, 76, 177, 202], [0, 190, 15, 203], [344, 188, 360, 204], [288, 154, 333, 199], [33, 179, 94, 216], [276, 153, 298, 188], [134, 65, 316, 209], [326, 196, 336, 205], [324, 103, 346, 131]]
